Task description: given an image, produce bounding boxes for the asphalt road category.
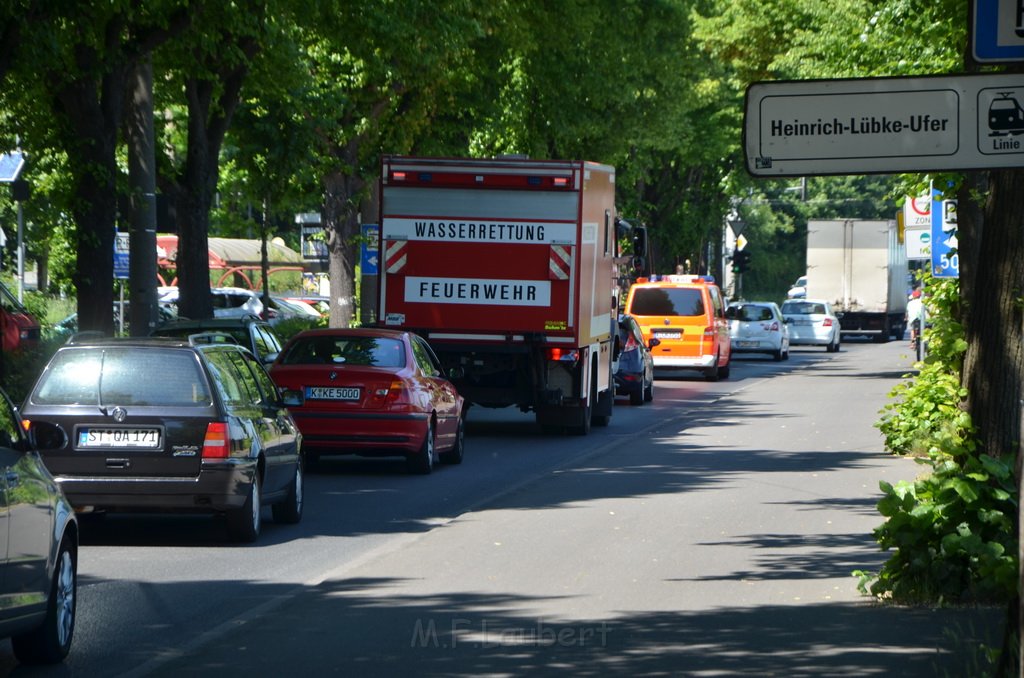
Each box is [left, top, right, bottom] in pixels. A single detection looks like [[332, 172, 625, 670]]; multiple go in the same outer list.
[[1, 339, 1004, 676]]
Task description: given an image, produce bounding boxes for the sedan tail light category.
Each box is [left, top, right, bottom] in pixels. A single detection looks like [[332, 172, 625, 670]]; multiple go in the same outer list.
[[202, 422, 229, 458], [383, 380, 413, 406], [822, 318, 834, 327]]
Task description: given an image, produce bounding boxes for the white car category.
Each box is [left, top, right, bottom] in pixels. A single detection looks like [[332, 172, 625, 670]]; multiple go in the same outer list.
[[158, 287, 264, 319], [780, 298, 841, 352], [726, 301, 790, 361], [786, 275, 807, 299]]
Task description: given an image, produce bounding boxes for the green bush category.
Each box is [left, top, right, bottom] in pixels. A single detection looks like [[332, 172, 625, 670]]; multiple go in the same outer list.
[[863, 273, 1018, 604]]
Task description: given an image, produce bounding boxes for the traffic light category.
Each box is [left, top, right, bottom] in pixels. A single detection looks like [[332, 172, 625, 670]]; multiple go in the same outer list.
[[732, 249, 751, 274]]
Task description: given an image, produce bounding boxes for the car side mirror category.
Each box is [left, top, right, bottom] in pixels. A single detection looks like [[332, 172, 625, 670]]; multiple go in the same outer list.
[[783, 318, 792, 324], [447, 366, 465, 380], [648, 337, 661, 349]]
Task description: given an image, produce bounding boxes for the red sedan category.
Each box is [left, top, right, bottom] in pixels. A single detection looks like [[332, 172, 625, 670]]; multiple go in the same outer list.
[[269, 328, 465, 473]]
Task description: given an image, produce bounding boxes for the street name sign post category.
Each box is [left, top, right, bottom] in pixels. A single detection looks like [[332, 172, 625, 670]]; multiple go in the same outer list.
[[744, 73, 1024, 176]]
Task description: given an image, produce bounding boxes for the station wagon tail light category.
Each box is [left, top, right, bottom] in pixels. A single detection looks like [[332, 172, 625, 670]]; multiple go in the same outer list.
[[768, 321, 779, 331], [547, 348, 579, 362], [202, 422, 229, 458], [623, 334, 639, 351]]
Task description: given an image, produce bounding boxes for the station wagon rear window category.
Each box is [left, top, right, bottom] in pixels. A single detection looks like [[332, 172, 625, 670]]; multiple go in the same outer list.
[[31, 347, 212, 407], [629, 288, 705, 317]]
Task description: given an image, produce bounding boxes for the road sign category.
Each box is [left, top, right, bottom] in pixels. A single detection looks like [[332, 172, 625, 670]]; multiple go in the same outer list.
[[744, 73, 1024, 176], [735, 234, 748, 251], [0, 151, 24, 183], [972, 0, 1024, 63], [114, 231, 130, 280], [905, 227, 931, 260], [361, 224, 379, 275], [932, 198, 959, 278], [903, 193, 932, 228]]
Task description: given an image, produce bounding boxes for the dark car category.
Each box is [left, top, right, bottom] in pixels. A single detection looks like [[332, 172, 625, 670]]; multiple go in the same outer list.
[[151, 316, 283, 365], [0, 387, 78, 664], [270, 328, 465, 474], [613, 314, 657, 405], [20, 337, 303, 542]]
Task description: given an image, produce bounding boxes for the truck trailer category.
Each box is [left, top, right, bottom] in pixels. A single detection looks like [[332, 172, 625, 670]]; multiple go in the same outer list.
[[378, 155, 622, 434], [805, 219, 908, 342]]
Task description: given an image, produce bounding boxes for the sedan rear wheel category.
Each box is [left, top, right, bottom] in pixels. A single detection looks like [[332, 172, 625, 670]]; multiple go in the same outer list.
[[409, 420, 435, 474], [228, 474, 262, 542]]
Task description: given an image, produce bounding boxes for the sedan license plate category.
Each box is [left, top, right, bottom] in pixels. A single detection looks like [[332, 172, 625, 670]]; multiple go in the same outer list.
[[305, 386, 361, 401], [654, 331, 681, 339], [78, 427, 161, 449]]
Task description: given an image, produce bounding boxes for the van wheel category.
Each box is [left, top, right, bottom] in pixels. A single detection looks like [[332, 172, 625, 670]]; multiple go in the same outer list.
[[704, 355, 720, 382]]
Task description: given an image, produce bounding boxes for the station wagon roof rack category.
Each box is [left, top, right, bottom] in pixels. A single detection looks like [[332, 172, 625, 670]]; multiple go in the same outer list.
[[187, 331, 240, 347]]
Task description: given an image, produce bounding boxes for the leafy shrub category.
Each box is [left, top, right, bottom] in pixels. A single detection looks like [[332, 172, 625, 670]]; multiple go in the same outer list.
[[864, 273, 1018, 604]]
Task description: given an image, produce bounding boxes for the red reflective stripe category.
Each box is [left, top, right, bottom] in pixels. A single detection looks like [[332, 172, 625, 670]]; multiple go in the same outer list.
[[549, 245, 571, 280], [386, 240, 408, 274]]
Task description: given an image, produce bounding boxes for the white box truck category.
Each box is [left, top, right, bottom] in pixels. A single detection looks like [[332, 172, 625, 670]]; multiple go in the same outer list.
[[805, 219, 908, 342]]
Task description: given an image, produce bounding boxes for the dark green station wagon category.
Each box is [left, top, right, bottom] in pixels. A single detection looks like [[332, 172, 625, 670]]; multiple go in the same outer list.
[[20, 336, 303, 542]]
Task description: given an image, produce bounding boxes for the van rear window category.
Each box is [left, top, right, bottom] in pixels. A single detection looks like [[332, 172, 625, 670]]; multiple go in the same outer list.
[[630, 288, 705, 317]]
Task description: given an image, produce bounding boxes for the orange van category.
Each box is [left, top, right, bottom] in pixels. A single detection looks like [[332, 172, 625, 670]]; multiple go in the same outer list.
[[623, 275, 731, 380]]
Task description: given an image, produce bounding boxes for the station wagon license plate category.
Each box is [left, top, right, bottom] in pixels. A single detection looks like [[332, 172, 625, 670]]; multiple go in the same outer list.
[[305, 386, 361, 401], [78, 427, 161, 449], [653, 331, 682, 339]]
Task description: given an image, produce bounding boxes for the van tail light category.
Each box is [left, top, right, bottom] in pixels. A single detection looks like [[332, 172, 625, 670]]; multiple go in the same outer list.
[[822, 318, 834, 327], [703, 327, 715, 337], [202, 422, 229, 458]]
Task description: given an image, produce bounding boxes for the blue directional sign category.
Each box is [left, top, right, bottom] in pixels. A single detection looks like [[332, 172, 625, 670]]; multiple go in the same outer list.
[[972, 0, 1024, 63], [931, 196, 959, 278], [113, 231, 130, 280], [360, 224, 379, 275]]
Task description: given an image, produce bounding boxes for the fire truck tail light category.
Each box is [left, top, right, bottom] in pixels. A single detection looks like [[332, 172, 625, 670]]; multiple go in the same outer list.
[[547, 348, 579, 362], [393, 171, 407, 181]]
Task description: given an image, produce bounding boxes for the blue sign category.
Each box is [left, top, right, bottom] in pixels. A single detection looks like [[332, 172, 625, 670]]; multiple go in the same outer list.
[[113, 231, 130, 280], [972, 0, 1024, 62], [931, 196, 959, 278], [360, 224, 379, 275]]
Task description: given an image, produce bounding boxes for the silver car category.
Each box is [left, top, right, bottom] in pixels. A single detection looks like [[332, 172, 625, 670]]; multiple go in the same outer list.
[[780, 299, 841, 352], [726, 301, 790, 361]]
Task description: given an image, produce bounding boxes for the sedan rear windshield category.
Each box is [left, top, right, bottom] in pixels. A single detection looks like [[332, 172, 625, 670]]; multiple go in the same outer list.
[[630, 288, 705, 317], [31, 347, 212, 406], [782, 302, 827, 315], [280, 336, 406, 368]]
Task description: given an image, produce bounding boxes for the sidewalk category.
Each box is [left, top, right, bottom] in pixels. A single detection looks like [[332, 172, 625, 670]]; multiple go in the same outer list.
[[136, 342, 1005, 677]]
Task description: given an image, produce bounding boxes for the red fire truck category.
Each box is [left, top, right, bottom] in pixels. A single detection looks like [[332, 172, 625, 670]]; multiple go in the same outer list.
[[378, 155, 623, 434]]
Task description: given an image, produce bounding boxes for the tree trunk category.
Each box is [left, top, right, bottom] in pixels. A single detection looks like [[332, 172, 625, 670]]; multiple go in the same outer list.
[[55, 74, 124, 336], [323, 168, 363, 328], [960, 168, 1024, 460]]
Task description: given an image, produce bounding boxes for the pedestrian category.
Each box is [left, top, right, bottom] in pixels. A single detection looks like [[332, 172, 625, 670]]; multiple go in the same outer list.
[[906, 289, 923, 347]]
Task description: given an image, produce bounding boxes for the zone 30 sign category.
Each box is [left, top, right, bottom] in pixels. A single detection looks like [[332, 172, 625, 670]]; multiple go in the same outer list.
[[744, 73, 1024, 176]]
